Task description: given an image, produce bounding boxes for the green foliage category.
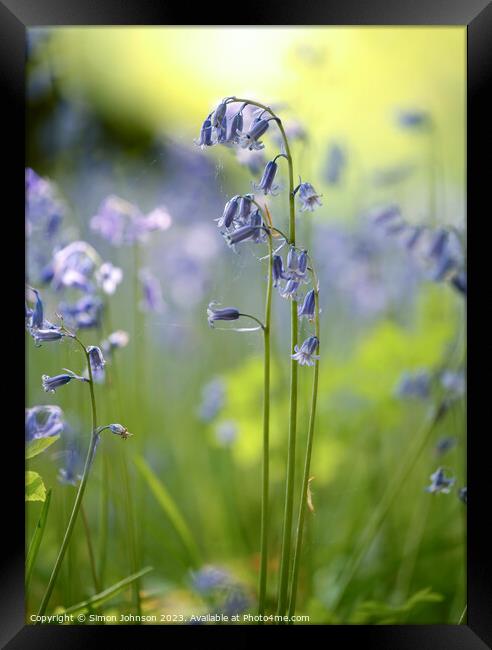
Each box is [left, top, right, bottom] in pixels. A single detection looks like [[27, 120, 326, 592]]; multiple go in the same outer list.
[[350, 588, 444, 624], [25, 471, 47, 502], [26, 434, 60, 460]]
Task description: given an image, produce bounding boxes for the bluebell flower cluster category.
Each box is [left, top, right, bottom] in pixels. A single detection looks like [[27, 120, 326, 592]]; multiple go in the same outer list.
[[370, 205, 466, 296], [199, 97, 321, 368], [90, 195, 172, 247]]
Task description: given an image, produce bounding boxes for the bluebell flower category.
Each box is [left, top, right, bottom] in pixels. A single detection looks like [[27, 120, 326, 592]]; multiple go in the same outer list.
[[108, 423, 133, 440], [324, 143, 346, 185], [249, 210, 267, 243], [25, 168, 65, 239], [296, 182, 322, 212], [458, 486, 467, 504], [425, 467, 455, 494], [272, 255, 286, 287], [95, 262, 123, 295], [30, 288, 44, 329], [395, 370, 431, 399], [51, 241, 100, 292], [280, 279, 300, 300], [211, 100, 228, 129], [58, 447, 82, 486], [42, 370, 88, 393], [139, 268, 165, 313], [59, 294, 103, 330], [440, 370, 465, 397], [227, 111, 243, 143], [87, 346, 106, 373], [298, 289, 316, 321], [25, 405, 64, 441], [237, 118, 270, 150], [254, 160, 279, 196], [195, 114, 213, 148], [435, 436, 457, 456], [286, 246, 299, 276], [90, 195, 141, 246], [216, 115, 228, 144], [101, 330, 130, 358], [215, 420, 238, 446], [207, 303, 240, 327], [370, 204, 402, 228], [292, 336, 320, 367], [222, 587, 251, 617], [191, 565, 231, 594], [224, 224, 262, 248], [30, 327, 64, 347], [237, 194, 253, 223], [198, 378, 225, 421], [217, 196, 241, 229]]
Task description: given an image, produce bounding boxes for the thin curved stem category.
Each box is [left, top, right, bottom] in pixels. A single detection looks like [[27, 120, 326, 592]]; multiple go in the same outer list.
[[258, 231, 273, 616], [288, 272, 320, 618], [37, 338, 98, 617], [81, 503, 101, 594]]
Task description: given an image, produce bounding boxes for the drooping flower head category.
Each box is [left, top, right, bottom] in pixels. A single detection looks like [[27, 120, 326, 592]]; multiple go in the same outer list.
[[254, 160, 280, 196], [207, 303, 240, 328], [296, 182, 323, 212], [42, 370, 88, 393], [297, 289, 316, 321], [87, 346, 106, 373], [291, 336, 320, 367]]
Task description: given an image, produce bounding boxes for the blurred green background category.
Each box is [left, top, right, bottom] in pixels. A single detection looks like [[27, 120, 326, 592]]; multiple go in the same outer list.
[[26, 27, 466, 624]]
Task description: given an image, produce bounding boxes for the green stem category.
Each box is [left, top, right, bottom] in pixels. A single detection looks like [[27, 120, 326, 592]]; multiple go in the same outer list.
[[458, 604, 467, 625], [226, 97, 299, 617], [258, 231, 273, 616], [81, 503, 101, 593], [37, 337, 98, 618], [288, 275, 320, 618]]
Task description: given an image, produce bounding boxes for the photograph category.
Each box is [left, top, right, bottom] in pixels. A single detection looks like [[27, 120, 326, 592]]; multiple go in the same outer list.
[[24, 25, 467, 627]]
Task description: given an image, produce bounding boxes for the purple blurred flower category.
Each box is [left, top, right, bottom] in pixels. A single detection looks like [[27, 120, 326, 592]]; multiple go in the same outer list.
[[425, 467, 455, 494], [215, 420, 238, 446], [139, 268, 165, 313], [95, 262, 123, 295], [25, 168, 65, 238], [324, 143, 346, 185], [25, 405, 64, 441], [395, 370, 431, 399], [198, 378, 226, 421]]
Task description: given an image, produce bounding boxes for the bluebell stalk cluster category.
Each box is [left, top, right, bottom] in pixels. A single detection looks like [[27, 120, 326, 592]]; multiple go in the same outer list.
[[197, 96, 322, 616]]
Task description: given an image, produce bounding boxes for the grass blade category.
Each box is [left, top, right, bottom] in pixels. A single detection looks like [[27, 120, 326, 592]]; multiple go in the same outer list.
[[62, 566, 153, 616], [134, 455, 200, 567]]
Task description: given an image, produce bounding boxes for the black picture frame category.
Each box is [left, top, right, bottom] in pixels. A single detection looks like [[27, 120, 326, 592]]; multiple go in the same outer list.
[[2, 1, 490, 647]]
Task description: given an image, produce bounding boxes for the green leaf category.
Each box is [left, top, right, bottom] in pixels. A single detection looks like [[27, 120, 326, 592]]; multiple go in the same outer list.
[[25, 471, 47, 502], [26, 434, 60, 459], [25, 488, 52, 589], [57, 566, 153, 616], [134, 455, 200, 567]]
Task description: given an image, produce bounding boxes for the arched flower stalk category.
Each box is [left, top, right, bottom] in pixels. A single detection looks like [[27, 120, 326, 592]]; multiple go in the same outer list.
[[26, 298, 132, 618], [197, 97, 322, 618]]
